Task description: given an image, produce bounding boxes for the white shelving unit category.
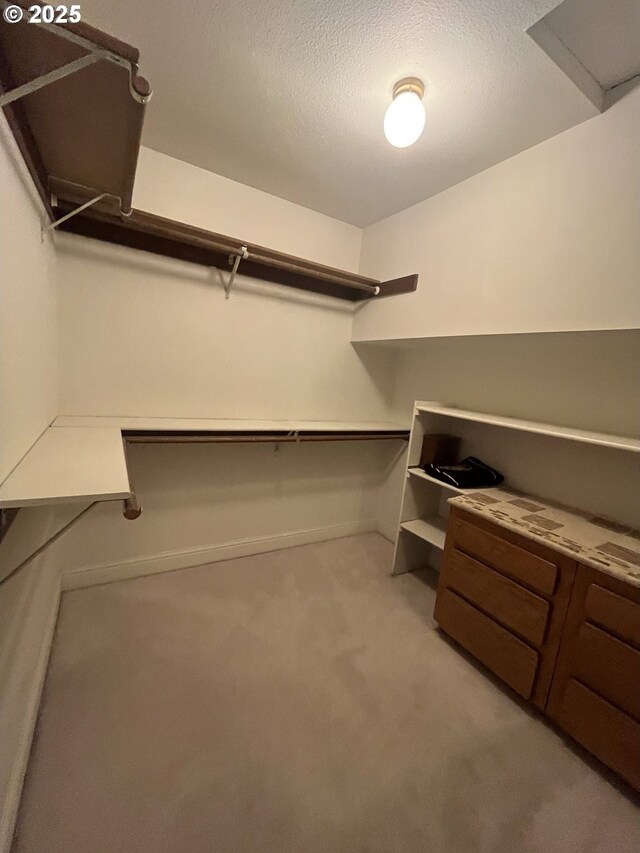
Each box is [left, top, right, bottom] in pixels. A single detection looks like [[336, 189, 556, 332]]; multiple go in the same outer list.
[[391, 401, 640, 576]]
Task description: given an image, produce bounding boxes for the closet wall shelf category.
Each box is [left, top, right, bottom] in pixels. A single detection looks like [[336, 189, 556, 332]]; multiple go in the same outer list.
[[53, 416, 411, 442], [415, 402, 640, 453], [53, 192, 419, 302], [0, 427, 131, 509], [0, 1, 151, 219]]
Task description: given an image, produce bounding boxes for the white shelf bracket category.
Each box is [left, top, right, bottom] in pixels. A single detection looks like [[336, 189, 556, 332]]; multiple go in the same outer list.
[[42, 192, 108, 241], [0, 2, 152, 106], [0, 50, 107, 108], [224, 246, 249, 299]]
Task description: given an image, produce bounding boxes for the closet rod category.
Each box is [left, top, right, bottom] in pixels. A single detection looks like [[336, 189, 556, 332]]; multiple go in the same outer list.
[[124, 433, 409, 444], [241, 253, 379, 294]]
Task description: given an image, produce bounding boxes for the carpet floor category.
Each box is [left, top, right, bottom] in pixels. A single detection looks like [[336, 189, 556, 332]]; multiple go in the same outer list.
[[13, 533, 640, 853]]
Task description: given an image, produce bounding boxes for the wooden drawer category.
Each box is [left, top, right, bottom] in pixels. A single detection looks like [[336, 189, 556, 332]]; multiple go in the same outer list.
[[556, 679, 640, 791], [571, 623, 640, 720], [434, 588, 539, 700], [445, 548, 550, 647], [451, 516, 558, 596], [585, 584, 640, 650]]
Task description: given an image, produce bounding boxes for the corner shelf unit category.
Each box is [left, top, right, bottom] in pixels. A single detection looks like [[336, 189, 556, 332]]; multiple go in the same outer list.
[[391, 401, 640, 576]]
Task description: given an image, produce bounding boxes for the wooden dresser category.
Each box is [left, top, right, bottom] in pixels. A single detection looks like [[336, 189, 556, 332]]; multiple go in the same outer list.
[[435, 506, 640, 791]]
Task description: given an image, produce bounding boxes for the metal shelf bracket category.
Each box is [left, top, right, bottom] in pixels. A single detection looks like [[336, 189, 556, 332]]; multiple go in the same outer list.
[[42, 192, 107, 240], [0, 2, 152, 107], [225, 245, 249, 299]]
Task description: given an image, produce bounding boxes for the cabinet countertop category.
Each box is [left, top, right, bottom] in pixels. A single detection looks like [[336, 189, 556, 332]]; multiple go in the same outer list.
[[449, 490, 640, 588]]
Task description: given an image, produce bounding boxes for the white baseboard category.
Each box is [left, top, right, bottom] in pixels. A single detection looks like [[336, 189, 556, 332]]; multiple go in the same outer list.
[[63, 519, 378, 590], [0, 572, 60, 853]]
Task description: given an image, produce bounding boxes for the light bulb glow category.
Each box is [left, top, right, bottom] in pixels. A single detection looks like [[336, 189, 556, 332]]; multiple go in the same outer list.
[[384, 90, 425, 148]]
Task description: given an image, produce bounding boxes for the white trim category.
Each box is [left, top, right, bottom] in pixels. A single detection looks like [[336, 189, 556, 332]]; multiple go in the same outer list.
[[62, 520, 377, 590], [0, 579, 61, 853]]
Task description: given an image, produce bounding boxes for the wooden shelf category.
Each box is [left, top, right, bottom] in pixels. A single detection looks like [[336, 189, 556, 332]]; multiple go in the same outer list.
[[0, 427, 131, 508], [400, 517, 447, 550], [407, 467, 493, 495], [0, 4, 151, 217], [416, 402, 640, 453], [52, 193, 418, 302]]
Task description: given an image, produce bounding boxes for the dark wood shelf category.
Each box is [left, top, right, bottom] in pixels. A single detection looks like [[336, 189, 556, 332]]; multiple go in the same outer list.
[[0, 0, 150, 217], [54, 193, 419, 302]]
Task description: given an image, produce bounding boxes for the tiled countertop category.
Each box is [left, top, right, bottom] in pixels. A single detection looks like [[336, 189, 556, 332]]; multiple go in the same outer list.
[[448, 489, 640, 588]]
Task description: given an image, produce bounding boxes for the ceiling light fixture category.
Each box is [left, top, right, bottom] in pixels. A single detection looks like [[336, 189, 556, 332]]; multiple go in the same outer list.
[[384, 77, 426, 148]]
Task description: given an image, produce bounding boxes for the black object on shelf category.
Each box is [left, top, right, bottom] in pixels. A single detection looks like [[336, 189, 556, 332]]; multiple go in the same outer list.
[[423, 456, 504, 489]]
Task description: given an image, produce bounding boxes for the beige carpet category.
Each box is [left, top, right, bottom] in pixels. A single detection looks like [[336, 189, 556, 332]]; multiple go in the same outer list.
[[13, 533, 640, 853]]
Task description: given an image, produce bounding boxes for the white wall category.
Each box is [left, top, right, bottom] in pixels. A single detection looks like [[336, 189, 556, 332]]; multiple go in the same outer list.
[[56, 238, 396, 421], [0, 113, 65, 852], [0, 116, 57, 483], [56, 147, 394, 422], [134, 147, 362, 271], [390, 329, 640, 437], [48, 439, 401, 585], [353, 82, 640, 342], [375, 329, 640, 538]]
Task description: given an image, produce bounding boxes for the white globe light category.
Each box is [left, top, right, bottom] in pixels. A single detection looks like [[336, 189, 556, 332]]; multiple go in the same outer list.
[[384, 89, 425, 148]]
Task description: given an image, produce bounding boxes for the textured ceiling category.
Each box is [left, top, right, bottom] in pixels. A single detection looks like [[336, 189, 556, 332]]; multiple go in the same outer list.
[[76, 0, 606, 226], [543, 0, 640, 90]]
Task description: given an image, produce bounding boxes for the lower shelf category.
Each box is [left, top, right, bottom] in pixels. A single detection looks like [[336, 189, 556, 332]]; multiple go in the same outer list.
[[407, 467, 495, 495], [400, 516, 447, 550]]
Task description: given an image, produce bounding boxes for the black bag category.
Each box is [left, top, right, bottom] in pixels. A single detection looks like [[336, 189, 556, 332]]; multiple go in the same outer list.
[[423, 456, 504, 489]]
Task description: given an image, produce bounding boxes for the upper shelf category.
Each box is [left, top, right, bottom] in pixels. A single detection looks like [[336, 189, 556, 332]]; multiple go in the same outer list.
[[0, 427, 131, 508], [52, 190, 418, 302], [415, 402, 640, 453], [0, 1, 151, 218]]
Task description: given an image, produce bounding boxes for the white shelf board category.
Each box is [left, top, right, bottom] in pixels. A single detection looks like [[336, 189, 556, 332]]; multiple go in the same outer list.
[[53, 416, 410, 433], [0, 427, 131, 508], [400, 517, 447, 550], [415, 402, 640, 453], [407, 467, 493, 495]]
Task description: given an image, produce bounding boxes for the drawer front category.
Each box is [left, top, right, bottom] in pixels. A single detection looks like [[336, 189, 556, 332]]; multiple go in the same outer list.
[[445, 548, 550, 647], [572, 623, 640, 720], [434, 588, 539, 699], [557, 679, 640, 791], [585, 584, 640, 650], [452, 517, 558, 596]]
